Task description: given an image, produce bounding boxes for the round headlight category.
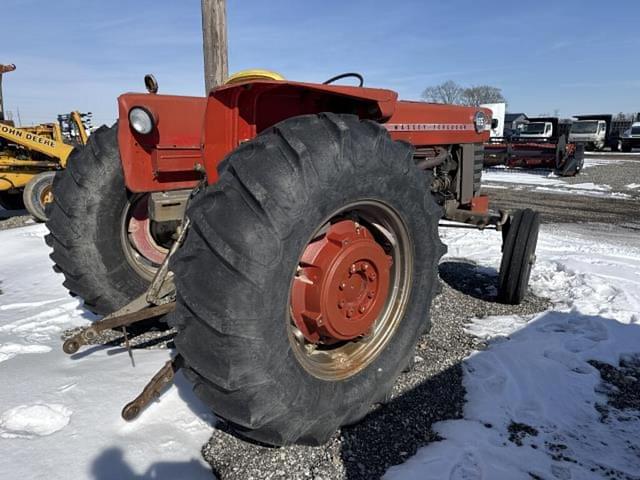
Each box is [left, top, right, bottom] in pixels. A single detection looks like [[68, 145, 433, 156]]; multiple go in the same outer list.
[[129, 107, 155, 134], [473, 111, 487, 133]]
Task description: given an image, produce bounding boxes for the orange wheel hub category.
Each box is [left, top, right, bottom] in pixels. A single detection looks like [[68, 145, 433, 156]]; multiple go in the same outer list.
[[291, 220, 392, 343]]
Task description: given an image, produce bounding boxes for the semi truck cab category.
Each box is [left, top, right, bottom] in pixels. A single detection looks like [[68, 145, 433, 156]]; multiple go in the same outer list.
[[518, 121, 553, 139], [569, 119, 607, 149]]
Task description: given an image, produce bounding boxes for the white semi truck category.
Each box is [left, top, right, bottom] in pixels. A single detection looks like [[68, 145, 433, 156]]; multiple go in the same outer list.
[[569, 114, 640, 151]]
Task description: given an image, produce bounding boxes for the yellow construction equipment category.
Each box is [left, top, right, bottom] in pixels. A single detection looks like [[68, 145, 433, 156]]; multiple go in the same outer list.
[[0, 64, 90, 221]]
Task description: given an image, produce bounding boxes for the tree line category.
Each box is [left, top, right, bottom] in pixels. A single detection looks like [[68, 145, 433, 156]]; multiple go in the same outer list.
[[422, 80, 506, 106]]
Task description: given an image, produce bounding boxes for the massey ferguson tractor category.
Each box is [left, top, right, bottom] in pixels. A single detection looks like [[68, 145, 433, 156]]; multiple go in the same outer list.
[[46, 71, 540, 447]]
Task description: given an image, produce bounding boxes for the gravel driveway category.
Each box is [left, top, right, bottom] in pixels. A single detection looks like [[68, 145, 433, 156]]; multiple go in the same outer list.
[[0, 208, 32, 230]]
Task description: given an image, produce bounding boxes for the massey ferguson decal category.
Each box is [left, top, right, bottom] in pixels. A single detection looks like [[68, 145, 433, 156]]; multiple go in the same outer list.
[[384, 123, 474, 132]]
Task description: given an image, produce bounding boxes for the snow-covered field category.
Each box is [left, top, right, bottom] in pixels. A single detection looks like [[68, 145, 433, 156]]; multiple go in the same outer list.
[[0, 225, 213, 479], [387, 224, 640, 479], [482, 157, 634, 199], [1, 219, 640, 479]]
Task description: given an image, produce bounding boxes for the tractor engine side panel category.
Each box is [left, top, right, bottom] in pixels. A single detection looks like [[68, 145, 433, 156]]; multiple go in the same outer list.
[[385, 101, 491, 146]]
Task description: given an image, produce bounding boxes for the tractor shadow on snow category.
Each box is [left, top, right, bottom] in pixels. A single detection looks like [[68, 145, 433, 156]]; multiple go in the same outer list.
[[90, 447, 212, 480], [438, 258, 500, 302], [89, 372, 215, 480]]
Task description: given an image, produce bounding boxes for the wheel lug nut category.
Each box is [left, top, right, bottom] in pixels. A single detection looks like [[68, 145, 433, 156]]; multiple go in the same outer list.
[[350, 264, 356, 274], [368, 291, 375, 298], [339, 282, 346, 290], [359, 305, 366, 313], [346, 308, 354, 318], [369, 272, 376, 280], [338, 300, 345, 308], [362, 264, 369, 271]]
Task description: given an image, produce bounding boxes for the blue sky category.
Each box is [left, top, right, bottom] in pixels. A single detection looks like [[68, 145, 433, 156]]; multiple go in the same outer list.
[[2, 0, 639, 126]]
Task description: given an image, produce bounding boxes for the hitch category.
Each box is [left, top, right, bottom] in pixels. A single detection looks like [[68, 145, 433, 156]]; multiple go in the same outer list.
[[62, 302, 176, 354], [121, 355, 184, 420], [62, 217, 191, 355]]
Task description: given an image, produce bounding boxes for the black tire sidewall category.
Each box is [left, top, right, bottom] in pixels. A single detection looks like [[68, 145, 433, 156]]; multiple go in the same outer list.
[[46, 125, 150, 314], [172, 114, 442, 445], [499, 209, 539, 304]]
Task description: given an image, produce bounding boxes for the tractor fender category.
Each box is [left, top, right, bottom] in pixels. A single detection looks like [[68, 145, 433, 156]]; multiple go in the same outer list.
[[201, 80, 399, 184]]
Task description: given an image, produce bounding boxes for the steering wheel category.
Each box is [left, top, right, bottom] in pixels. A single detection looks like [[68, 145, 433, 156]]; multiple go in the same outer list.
[[322, 73, 364, 87]]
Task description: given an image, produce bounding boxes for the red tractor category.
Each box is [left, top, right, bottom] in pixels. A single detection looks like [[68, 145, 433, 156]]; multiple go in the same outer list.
[[47, 72, 539, 446]]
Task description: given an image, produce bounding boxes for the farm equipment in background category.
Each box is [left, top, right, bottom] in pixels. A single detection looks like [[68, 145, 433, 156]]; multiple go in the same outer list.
[[569, 114, 638, 152], [48, 70, 542, 448], [483, 116, 585, 177], [0, 111, 92, 220], [0, 63, 91, 220]]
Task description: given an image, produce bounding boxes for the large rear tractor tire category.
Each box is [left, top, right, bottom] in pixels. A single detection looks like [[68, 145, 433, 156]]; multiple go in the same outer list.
[[169, 113, 445, 446], [46, 125, 169, 315], [498, 209, 540, 304], [23, 171, 56, 222]]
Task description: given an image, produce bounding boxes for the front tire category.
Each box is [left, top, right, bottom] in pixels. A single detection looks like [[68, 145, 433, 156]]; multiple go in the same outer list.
[[46, 125, 165, 314], [23, 171, 56, 222], [498, 209, 540, 304], [169, 113, 444, 446]]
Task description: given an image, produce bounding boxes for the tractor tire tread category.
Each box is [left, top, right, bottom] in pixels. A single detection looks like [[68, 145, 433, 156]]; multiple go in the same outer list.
[[169, 114, 444, 446], [45, 123, 150, 315]]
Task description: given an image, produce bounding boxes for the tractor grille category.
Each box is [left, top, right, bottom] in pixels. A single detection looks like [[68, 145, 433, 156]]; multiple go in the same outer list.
[[473, 145, 484, 194]]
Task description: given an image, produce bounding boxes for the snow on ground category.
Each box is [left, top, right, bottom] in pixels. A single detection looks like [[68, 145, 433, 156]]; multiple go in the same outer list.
[[533, 186, 632, 199], [386, 224, 640, 479], [2, 219, 640, 479], [482, 157, 634, 198], [482, 168, 564, 187], [0, 224, 213, 479]]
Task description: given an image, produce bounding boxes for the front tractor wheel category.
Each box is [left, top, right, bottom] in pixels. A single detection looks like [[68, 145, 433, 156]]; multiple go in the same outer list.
[[23, 171, 56, 222], [169, 114, 445, 446], [46, 125, 170, 315], [498, 209, 540, 304]]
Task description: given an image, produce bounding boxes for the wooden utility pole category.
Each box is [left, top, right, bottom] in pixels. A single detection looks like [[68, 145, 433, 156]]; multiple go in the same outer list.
[[0, 64, 16, 122], [201, 0, 228, 94]]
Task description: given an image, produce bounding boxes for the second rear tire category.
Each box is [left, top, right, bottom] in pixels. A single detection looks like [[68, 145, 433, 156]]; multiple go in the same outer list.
[[46, 125, 164, 314]]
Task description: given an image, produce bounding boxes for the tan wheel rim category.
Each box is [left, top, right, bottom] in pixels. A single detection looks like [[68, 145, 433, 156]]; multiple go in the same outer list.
[[287, 200, 413, 381], [40, 186, 54, 206]]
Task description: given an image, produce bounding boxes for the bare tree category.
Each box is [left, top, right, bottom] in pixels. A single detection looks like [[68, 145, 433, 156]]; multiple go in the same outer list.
[[613, 112, 635, 121], [422, 80, 507, 107], [422, 80, 464, 105], [460, 85, 506, 106]]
